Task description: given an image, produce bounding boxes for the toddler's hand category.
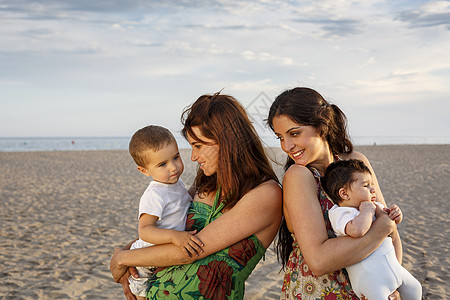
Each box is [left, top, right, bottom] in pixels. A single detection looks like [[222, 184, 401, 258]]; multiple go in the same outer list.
[[385, 204, 403, 224], [173, 230, 204, 257], [359, 201, 376, 213]]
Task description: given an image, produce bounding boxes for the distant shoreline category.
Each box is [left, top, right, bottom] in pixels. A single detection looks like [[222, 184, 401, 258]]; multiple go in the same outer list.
[[0, 143, 449, 154], [1, 135, 450, 152]]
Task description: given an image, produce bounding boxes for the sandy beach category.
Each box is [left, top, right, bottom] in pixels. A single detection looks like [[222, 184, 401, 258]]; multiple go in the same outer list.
[[0, 145, 448, 299]]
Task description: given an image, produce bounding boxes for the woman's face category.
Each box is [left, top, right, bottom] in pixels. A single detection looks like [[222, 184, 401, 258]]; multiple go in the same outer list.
[[272, 114, 329, 167], [187, 126, 220, 176]]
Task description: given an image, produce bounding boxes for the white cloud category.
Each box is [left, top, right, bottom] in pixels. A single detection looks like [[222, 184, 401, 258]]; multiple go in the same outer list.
[[397, 0, 450, 28]]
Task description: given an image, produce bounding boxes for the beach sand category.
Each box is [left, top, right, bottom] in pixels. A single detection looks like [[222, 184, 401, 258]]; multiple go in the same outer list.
[[0, 145, 448, 299]]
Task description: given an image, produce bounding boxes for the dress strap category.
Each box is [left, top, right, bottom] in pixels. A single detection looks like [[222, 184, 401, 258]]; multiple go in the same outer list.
[[206, 189, 226, 225], [212, 188, 221, 210], [308, 154, 341, 179]]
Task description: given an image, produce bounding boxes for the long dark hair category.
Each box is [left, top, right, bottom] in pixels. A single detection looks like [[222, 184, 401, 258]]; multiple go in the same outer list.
[[267, 87, 353, 269], [182, 92, 279, 210]]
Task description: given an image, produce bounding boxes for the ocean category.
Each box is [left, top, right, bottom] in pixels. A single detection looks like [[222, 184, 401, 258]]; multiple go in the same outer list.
[[0, 135, 449, 152]]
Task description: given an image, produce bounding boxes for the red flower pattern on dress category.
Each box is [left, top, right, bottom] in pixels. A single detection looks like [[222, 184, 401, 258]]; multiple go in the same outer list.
[[197, 260, 233, 300], [324, 292, 338, 300], [185, 213, 195, 231], [299, 261, 315, 277], [229, 238, 256, 266]]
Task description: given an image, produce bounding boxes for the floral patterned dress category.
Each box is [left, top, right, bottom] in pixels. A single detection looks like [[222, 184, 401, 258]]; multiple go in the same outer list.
[[280, 163, 360, 300], [146, 190, 266, 300]]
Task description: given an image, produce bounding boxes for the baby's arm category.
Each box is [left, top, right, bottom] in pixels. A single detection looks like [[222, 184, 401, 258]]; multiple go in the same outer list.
[[139, 214, 204, 257], [345, 201, 376, 238]]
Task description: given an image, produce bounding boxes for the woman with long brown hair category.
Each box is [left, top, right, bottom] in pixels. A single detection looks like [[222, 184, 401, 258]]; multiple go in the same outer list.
[[110, 93, 282, 299]]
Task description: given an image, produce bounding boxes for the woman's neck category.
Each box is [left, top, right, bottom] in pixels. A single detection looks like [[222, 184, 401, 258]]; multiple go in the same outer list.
[[309, 150, 334, 176]]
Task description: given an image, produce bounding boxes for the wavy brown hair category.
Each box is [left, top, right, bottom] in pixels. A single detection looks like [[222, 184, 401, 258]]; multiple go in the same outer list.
[[266, 87, 354, 269], [181, 92, 279, 209]]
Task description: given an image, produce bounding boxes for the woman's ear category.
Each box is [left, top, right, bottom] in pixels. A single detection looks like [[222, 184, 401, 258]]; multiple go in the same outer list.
[[338, 187, 349, 201]]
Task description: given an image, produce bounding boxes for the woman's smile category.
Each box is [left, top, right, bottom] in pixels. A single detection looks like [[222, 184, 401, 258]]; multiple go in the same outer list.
[[291, 149, 305, 159]]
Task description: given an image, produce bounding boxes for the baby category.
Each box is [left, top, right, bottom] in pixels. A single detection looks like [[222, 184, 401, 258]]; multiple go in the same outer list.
[[321, 159, 421, 300], [127, 125, 203, 299]]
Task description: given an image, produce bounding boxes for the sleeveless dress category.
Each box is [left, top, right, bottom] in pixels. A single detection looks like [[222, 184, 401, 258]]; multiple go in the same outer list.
[[146, 190, 266, 300], [280, 162, 360, 300]]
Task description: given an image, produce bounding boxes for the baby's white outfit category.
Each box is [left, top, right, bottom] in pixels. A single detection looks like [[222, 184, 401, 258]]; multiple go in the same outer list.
[[329, 203, 422, 300], [128, 179, 192, 297]]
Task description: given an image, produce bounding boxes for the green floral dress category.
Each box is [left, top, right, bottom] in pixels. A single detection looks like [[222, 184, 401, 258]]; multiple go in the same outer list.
[[280, 162, 360, 299], [146, 190, 266, 300]]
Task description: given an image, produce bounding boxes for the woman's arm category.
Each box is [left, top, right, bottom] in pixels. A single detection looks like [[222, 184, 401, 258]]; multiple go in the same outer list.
[[138, 214, 203, 256], [391, 227, 403, 264], [111, 180, 282, 281], [283, 165, 395, 277]]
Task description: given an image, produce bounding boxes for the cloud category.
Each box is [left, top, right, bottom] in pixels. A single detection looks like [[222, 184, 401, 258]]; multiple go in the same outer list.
[[397, 0, 450, 29], [359, 56, 376, 68], [291, 18, 362, 38], [351, 69, 450, 100], [240, 50, 305, 67]]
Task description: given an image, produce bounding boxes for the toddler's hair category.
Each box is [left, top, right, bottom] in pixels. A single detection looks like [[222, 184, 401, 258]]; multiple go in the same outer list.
[[129, 125, 176, 167], [321, 159, 371, 205]]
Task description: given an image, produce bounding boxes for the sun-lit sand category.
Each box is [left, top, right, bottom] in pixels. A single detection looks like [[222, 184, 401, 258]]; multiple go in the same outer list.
[[0, 145, 448, 299]]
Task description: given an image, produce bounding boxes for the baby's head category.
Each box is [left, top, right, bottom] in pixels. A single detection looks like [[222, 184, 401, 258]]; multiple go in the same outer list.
[[129, 125, 184, 184], [321, 159, 375, 207]]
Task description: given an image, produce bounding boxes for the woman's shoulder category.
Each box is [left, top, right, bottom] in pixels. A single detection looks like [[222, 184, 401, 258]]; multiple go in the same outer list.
[[283, 164, 315, 181], [237, 179, 282, 209], [339, 150, 369, 162], [282, 164, 317, 191], [251, 179, 282, 197]]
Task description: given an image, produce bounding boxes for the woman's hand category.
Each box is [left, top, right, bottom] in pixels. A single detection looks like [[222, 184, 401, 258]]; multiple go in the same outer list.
[[374, 204, 396, 236], [110, 247, 128, 282], [118, 269, 137, 300], [388, 290, 400, 299]]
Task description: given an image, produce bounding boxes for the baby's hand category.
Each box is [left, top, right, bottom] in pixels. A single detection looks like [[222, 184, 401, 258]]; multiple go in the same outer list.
[[384, 204, 403, 224], [375, 202, 388, 217], [173, 230, 204, 257], [359, 201, 376, 213]]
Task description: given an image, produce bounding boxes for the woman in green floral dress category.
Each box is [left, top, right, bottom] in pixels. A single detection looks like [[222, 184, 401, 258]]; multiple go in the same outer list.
[[110, 93, 282, 299]]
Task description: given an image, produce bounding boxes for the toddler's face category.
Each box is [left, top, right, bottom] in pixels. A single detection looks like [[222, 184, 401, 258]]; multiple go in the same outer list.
[[143, 141, 184, 184], [343, 172, 376, 208]]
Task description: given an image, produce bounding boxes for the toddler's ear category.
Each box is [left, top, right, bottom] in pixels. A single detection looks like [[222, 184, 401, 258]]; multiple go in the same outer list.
[[338, 187, 349, 201], [137, 166, 151, 177]]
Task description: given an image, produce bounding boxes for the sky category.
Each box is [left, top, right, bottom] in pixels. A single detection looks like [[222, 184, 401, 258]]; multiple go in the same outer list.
[[1, 0, 449, 140]]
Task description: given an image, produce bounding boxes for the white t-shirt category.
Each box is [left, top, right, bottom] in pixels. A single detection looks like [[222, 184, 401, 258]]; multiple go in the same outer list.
[[328, 202, 384, 237], [131, 178, 192, 249]]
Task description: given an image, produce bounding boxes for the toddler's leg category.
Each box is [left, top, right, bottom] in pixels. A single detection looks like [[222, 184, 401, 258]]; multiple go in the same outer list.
[[128, 266, 156, 298], [396, 268, 422, 300]]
